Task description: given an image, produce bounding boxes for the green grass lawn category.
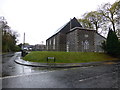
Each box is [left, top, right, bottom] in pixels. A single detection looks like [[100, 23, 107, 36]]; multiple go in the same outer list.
[[22, 51, 118, 63]]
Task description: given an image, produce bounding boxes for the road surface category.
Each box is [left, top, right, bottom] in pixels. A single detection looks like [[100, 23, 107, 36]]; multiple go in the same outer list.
[[2, 52, 120, 88], [2, 52, 62, 77]]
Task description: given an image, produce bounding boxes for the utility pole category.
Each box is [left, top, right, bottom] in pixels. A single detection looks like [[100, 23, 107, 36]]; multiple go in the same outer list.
[[23, 32, 25, 45], [22, 32, 25, 50], [21, 32, 27, 57]]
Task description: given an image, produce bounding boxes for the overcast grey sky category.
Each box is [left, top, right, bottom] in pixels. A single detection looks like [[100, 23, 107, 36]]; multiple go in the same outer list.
[[0, 0, 116, 45]]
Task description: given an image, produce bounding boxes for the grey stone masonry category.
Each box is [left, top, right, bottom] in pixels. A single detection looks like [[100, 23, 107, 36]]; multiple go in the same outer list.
[[46, 17, 106, 52], [94, 33, 106, 52], [46, 33, 60, 51], [66, 27, 105, 52]]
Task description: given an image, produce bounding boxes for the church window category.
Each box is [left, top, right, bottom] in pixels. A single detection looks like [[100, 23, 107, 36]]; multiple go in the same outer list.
[[84, 40, 89, 50], [49, 40, 51, 45], [85, 34, 88, 38], [53, 37, 55, 49], [46, 41, 48, 50]]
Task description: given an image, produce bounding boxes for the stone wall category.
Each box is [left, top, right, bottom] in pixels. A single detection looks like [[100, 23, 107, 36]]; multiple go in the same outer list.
[[47, 27, 106, 52], [66, 30, 78, 52], [94, 33, 106, 52], [78, 29, 95, 52], [67, 28, 95, 52], [46, 33, 66, 51]]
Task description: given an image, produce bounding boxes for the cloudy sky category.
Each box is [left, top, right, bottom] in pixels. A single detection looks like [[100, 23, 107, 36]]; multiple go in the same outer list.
[[0, 0, 116, 45]]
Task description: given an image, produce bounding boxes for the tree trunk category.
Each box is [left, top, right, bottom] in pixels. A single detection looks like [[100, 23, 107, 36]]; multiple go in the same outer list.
[[95, 22, 98, 33], [112, 21, 116, 32]]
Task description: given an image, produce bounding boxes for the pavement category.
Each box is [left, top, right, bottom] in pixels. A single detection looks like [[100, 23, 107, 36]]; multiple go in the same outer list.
[[14, 57, 120, 68]]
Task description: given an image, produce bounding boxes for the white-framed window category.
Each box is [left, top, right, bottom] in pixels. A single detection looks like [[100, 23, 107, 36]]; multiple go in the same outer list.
[[84, 40, 89, 50], [46, 41, 48, 50], [53, 37, 55, 49], [66, 42, 69, 52], [49, 40, 51, 45]]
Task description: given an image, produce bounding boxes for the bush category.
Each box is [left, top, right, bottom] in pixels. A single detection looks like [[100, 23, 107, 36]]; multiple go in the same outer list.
[[13, 45, 21, 52]]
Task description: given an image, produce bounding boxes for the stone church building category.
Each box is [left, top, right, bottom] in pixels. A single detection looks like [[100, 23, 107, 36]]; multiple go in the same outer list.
[[46, 17, 106, 52]]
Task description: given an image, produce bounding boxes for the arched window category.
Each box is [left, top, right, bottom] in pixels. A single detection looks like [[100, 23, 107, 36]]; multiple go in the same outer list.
[[84, 40, 89, 50], [49, 40, 51, 45], [66, 42, 69, 52], [46, 41, 48, 50]]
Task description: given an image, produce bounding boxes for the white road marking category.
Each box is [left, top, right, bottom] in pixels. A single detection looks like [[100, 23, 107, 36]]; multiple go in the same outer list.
[[81, 66, 94, 68], [79, 79, 84, 82], [79, 71, 116, 82], [71, 68, 77, 69], [63, 69, 68, 71], [81, 67, 89, 69], [1, 71, 55, 79]]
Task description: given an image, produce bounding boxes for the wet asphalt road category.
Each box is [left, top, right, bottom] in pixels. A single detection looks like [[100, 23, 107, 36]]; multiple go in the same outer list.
[[2, 52, 120, 88], [2, 52, 63, 77]]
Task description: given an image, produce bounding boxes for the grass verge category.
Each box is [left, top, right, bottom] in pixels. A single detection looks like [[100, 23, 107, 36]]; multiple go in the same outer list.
[[22, 51, 118, 63]]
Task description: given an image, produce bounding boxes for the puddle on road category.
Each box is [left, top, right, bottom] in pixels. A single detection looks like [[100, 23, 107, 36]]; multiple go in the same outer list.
[[2, 52, 70, 78], [2, 63, 65, 77]]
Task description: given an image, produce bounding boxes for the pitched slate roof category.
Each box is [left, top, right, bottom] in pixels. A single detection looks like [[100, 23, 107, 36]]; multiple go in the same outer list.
[[47, 17, 82, 40], [59, 17, 82, 33]]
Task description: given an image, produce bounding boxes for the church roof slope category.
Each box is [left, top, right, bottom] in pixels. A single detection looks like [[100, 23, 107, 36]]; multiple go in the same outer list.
[[47, 17, 82, 40]]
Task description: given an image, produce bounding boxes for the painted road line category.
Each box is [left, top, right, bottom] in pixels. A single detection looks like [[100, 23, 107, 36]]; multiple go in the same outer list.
[[79, 71, 116, 82], [1, 71, 55, 79]]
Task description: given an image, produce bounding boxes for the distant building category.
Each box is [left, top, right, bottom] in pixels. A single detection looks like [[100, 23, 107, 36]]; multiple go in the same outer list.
[[46, 17, 106, 52], [23, 44, 33, 51], [32, 44, 46, 51]]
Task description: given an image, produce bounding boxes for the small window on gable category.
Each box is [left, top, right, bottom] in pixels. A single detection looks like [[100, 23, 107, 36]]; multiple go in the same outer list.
[[85, 34, 88, 38]]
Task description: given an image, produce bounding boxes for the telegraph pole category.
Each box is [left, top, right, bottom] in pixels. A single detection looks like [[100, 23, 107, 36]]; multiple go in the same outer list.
[[22, 32, 25, 50], [21, 32, 26, 57], [23, 32, 25, 46]]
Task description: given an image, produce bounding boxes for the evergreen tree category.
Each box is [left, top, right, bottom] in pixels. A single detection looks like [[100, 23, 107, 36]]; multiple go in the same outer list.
[[101, 41, 107, 52], [106, 28, 120, 56]]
